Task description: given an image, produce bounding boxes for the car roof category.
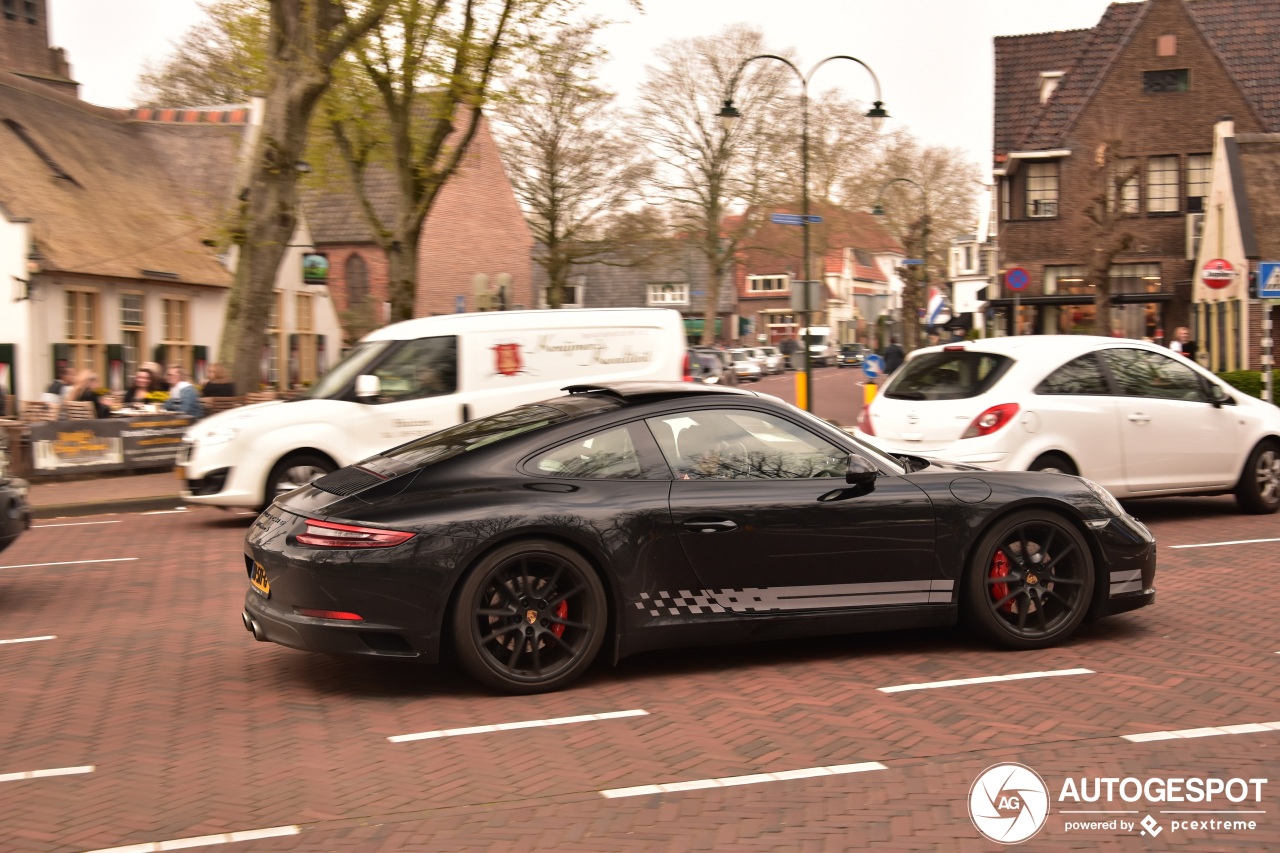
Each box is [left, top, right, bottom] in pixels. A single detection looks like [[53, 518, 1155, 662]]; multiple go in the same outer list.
[[564, 381, 756, 405], [910, 334, 1169, 361]]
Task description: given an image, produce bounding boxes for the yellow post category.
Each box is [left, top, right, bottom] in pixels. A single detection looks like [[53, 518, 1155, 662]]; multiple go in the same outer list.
[[795, 370, 808, 411], [864, 381, 877, 406]]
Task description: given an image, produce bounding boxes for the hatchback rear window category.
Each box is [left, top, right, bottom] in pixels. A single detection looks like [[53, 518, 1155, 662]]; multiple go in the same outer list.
[[882, 352, 1013, 400]]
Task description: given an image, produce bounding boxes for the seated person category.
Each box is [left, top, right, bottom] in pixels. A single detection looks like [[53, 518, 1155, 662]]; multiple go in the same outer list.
[[122, 369, 156, 407], [201, 363, 237, 397], [69, 369, 112, 419], [162, 365, 204, 418]]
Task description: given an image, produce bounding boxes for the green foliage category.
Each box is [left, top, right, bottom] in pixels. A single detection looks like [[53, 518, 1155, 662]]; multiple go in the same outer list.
[[1216, 370, 1280, 400]]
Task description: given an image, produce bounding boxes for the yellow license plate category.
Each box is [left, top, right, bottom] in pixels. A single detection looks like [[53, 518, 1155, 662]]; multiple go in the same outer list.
[[250, 561, 271, 597]]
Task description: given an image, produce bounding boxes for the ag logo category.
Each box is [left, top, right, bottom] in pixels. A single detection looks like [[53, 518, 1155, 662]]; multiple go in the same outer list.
[[969, 763, 1050, 844]]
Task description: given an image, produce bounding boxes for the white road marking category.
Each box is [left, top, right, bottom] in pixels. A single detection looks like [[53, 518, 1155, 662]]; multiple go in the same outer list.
[[0, 635, 56, 645], [140, 508, 188, 515], [1169, 537, 1280, 549], [0, 557, 138, 570], [389, 709, 649, 742], [1122, 721, 1280, 742], [878, 667, 1094, 693], [32, 520, 123, 528], [600, 761, 887, 799], [78, 825, 300, 853], [0, 765, 94, 783]]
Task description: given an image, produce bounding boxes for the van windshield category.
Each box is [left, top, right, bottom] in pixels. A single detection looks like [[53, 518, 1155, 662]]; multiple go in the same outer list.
[[302, 340, 391, 400]]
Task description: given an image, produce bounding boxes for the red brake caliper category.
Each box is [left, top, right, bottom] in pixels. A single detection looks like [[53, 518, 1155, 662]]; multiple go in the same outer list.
[[552, 601, 568, 638], [989, 550, 1015, 613]]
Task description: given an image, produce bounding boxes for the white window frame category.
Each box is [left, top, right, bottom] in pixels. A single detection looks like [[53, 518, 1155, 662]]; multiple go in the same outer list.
[[746, 275, 790, 294], [648, 282, 689, 305], [120, 292, 146, 380], [542, 275, 584, 308]]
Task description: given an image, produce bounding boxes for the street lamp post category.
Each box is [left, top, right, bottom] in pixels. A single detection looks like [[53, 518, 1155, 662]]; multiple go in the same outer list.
[[872, 178, 929, 352], [718, 56, 887, 412]]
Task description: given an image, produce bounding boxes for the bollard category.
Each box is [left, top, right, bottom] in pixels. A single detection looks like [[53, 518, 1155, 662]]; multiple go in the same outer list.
[[795, 371, 808, 411], [864, 381, 877, 406]]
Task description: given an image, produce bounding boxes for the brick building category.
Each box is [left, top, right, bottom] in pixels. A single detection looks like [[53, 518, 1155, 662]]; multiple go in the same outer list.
[[305, 115, 533, 341], [0, 0, 75, 96], [992, 0, 1280, 343]]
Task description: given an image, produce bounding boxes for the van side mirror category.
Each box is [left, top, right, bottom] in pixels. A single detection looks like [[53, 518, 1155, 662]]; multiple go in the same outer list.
[[846, 454, 879, 486], [355, 374, 381, 399]]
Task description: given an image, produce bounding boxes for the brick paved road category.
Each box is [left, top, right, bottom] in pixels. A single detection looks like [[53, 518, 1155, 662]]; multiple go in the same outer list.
[[0, 493, 1276, 852]]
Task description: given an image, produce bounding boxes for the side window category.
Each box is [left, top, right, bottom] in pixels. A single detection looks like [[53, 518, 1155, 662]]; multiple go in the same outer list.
[[371, 336, 457, 403], [646, 409, 846, 480], [530, 425, 645, 480], [1101, 348, 1207, 402], [1035, 353, 1110, 395]]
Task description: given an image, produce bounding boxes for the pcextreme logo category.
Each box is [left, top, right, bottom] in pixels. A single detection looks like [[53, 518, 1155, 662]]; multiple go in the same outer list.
[[969, 763, 1051, 844]]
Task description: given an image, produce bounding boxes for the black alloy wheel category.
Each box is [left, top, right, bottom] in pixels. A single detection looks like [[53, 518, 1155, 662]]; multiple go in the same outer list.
[[1234, 440, 1280, 514], [452, 539, 606, 694], [963, 510, 1094, 650]]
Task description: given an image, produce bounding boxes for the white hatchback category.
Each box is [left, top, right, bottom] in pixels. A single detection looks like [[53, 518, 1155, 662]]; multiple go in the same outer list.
[[855, 335, 1280, 513]]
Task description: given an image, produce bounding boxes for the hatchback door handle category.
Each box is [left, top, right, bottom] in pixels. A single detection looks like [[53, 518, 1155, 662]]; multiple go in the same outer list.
[[1127, 413, 1150, 424], [682, 519, 738, 533]]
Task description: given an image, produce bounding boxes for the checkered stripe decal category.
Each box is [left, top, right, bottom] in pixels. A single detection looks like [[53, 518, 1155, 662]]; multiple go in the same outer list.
[[634, 580, 956, 617]]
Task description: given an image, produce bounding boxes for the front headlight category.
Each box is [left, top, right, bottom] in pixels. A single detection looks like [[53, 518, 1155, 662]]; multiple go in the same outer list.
[[196, 426, 241, 447], [1078, 476, 1124, 518]]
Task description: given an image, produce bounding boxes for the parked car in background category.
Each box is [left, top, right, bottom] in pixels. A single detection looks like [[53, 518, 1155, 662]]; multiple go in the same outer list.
[[689, 347, 737, 386], [836, 343, 868, 368], [856, 335, 1280, 513], [0, 431, 30, 555], [687, 350, 734, 385], [755, 346, 785, 375], [243, 381, 1156, 693], [728, 348, 763, 382]]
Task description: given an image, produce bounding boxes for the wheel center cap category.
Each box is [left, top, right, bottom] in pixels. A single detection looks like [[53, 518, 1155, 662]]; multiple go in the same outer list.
[[525, 609, 538, 625], [1026, 573, 1039, 586]]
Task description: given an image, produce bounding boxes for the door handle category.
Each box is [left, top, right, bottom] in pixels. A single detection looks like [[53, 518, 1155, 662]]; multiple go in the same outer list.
[[1127, 413, 1150, 424], [682, 519, 738, 533]]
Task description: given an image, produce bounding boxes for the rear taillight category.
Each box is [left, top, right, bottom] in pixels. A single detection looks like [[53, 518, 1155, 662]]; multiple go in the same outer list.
[[682, 352, 693, 382], [295, 519, 415, 549], [857, 403, 875, 436], [961, 403, 1020, 439], [296, 608, 364, 621]]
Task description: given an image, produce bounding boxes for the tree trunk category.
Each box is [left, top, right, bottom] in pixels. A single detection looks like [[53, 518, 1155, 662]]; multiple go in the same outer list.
[[701, 230, 721, 346], [387, 232, 419, 322], [900, 268, 922, 352]]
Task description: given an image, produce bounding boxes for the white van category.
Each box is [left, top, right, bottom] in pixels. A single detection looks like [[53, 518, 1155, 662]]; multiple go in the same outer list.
[[799, 326, 838, 367], [179, 308, 685, 508]]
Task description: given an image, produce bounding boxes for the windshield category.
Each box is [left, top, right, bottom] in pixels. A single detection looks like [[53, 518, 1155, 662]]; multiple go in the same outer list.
[[882, 351, 1013, 401], [380, 404, 569, 469], [301, 340, 391, 400]]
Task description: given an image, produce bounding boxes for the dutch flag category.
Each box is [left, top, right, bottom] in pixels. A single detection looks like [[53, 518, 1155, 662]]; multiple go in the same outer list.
[[926, 287, 950, 327]]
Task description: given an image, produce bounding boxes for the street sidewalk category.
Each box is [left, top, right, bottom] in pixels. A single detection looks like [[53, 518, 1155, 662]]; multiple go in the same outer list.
[[23, 469, 190, 519]]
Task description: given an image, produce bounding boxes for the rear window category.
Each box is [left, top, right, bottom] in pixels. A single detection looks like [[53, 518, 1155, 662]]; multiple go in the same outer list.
[[882, 352, 1013, 401], [380, 404, 571, 468]]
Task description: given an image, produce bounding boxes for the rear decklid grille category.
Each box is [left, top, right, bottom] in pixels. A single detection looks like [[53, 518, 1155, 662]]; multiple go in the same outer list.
[[312, 467, 385, 496]]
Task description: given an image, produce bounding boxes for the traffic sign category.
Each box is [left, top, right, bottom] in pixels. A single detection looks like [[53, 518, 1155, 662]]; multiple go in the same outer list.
[[454, 295, 466, 313], [899, 259, 925, 266], [770, 213, 823, 225], [1005, 267, 1029, 290], [862, 353, 886, 381], [1259, 262, 1280, 299]]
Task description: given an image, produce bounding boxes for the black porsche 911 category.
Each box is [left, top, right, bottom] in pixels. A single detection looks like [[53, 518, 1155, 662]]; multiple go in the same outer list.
[[242, 382, 1156, 694]]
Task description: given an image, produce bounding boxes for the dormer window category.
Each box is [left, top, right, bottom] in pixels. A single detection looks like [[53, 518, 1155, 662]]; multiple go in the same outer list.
[[1039, 71, 1064, 104]]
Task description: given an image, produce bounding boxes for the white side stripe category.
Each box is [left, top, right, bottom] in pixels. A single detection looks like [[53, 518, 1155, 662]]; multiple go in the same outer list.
[[0, 765, 94, 783], [878, 668, 1094, 693], [140, 508, 188, 515], [78, 824, 300, 853], [0, 558, 138, 570], [1170, 538, 1280, 549], [1123, 721, 1280, 742], [600, 761, 887, 798], [33, 520, 122, 528], [0, 635, 56, 645], [389, 708, 649, 742]]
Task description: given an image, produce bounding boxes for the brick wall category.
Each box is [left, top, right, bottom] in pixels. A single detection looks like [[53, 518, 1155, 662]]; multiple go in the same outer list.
[[321, 244, 391, 342], [1000, 0, 1263, 326], [415, 117, 532, 316], [0, 0, 76, 94]]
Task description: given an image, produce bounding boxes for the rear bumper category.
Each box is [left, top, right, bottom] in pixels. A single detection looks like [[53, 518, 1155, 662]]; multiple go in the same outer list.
[[243, 589, 436, 661]]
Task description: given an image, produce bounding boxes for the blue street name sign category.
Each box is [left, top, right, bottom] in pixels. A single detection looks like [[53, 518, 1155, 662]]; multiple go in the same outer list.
[[862, 353, 886, 381], [900, 259, 925, 266], [454, 295, 466, 313], [770, 213, 823, 225], [1260, 262, 1280, 299]]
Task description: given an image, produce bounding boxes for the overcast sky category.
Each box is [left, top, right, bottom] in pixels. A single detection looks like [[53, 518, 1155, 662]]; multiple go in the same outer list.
[[48, 0, 1119, 171]]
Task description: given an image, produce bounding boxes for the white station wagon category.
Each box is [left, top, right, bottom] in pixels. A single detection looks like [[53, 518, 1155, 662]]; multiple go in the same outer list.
[[855, 335, 1280, 513]]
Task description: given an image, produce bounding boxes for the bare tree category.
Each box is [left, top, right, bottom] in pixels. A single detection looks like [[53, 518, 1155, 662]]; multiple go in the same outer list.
[[634, 25, 792, 345], [495, 19, 653, 308], [219, 0, 394, 396], [795, 87, 881, 205], [1083, 139, 1140, 335]]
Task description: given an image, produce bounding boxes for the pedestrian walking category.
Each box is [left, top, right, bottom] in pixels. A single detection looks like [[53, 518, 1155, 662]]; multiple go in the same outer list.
[[882, 337, 905, 374]]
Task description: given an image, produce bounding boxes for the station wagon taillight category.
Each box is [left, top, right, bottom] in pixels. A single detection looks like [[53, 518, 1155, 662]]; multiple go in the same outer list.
[[857, 404, 875, 436], [961, 403, 1020, 439], [295, 519, 415, 549]]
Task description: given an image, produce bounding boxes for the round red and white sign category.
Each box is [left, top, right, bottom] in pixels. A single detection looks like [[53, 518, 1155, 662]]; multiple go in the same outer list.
[[1202, 258, 1235, 289]]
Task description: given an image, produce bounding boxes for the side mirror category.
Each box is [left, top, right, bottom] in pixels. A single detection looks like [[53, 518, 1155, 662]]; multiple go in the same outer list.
[[1208, 383, 1230, 408], [355, 374, 381, 399], [845, 454, 879, 486]]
